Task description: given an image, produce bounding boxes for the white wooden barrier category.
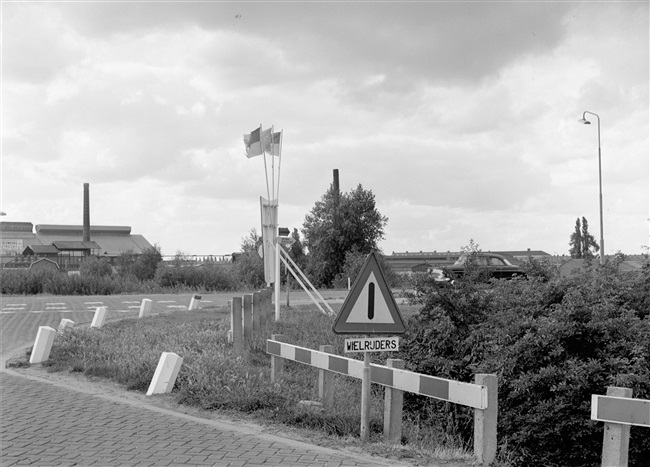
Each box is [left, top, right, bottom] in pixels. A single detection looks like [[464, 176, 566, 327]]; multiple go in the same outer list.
[[146, 352, 183, 396], [30, 326, 57, 363], [138, 298, 153, 318], [90, 306, 108, 328], [592, 386, 650, 467], [267, 338, 497, 464]]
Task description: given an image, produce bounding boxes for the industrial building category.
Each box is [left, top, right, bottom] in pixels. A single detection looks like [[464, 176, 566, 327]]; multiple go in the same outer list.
[[1, 221, 154, 271]]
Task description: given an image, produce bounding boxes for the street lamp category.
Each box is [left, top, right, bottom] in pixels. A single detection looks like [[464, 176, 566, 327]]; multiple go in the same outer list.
[[579, 111, 605, 265]]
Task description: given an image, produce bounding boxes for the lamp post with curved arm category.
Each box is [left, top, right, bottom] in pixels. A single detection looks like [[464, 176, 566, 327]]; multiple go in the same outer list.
[[578, 111, 604, 265]]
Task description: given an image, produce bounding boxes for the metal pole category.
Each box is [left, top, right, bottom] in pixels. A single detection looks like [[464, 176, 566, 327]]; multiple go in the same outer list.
[[581, 111, 605, 265], [596, 117, 604, 265]]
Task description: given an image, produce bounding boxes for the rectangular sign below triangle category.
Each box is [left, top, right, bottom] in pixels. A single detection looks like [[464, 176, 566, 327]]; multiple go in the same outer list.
[[332, 251, 406, 335]]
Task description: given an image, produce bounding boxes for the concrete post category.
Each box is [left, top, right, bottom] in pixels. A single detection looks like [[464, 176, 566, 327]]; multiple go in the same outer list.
[[146, 352, 183, 396], [474, 374, 498, 465], [231, 297, 243, 356], [58, 319, 75, 334], [242, 294, 253, 342], [270, 334, 286, 382], [601, 386, 633, 467], [91, 306, 108, 329], [189, 294, 201, 310], [30, 326, 56, 364], [384, 359, 405, 443], [138, 298, 152, 318], [318, 345, 334, 407]]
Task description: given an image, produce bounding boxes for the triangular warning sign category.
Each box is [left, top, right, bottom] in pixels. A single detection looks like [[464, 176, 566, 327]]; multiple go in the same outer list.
[[332, 251, 406, 335]]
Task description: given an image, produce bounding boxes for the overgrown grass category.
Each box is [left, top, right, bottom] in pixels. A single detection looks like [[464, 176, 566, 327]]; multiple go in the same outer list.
[[40, 304, 472, 464]]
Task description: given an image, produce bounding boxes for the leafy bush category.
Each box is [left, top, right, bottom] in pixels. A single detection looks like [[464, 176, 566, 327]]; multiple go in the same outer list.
[[399, 256, 650, 466], [154, 264, 237, 291], [79, 256, 113, 277]]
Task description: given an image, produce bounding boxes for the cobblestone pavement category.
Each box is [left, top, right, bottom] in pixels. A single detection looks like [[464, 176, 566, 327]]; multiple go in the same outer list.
[[1, 370, 394, 466], [1, 292, 418, 467]]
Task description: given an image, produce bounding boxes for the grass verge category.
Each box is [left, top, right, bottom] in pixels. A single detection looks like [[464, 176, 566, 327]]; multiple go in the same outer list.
[[29, 303, 474, 465]]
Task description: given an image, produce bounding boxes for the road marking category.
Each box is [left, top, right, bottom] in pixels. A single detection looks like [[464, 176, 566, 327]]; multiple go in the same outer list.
[[85, 301, 104, 305], [167, 305, 187, 309], [122, 301, 140, 304], [46, 303, 66, 306], [158, 300, 177, 303]]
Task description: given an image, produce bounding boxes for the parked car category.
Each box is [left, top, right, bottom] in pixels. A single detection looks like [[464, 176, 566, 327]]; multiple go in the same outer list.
[[445, 252, 525, 280]]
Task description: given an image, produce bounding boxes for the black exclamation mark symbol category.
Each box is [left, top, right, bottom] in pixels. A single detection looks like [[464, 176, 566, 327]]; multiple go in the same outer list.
[[368, 282, 375, 320]]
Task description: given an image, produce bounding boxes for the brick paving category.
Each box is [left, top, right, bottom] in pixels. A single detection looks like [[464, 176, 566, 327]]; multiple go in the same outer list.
[[0, 293, 406, 467]]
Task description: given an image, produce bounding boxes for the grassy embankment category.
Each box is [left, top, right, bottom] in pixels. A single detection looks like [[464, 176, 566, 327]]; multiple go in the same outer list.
[[27, 301, 474, 465]]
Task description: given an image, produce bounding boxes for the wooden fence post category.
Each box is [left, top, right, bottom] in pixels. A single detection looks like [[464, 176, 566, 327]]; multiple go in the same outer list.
[[474, 373, 497, 465], [242, 294, 253, 342], [271, 334, 286, 382], [231, 297, 243, 356], [252, 291, 261, 332], [601, 386, 633, 467], [384, 358, 405, 443], [319, 345, 334, 406], [259, 290, 267, 328]]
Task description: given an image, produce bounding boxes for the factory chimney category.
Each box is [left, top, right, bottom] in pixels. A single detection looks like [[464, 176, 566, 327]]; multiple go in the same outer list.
[[83, 183, 90, 242]]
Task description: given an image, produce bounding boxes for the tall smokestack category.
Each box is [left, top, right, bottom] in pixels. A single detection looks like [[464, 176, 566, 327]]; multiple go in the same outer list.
[[83, 183, 90, 242], [332, 169, 339, 196]]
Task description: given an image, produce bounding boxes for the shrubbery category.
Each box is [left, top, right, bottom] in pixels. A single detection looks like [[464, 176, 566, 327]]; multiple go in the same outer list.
[[399, 257, 650, 466]]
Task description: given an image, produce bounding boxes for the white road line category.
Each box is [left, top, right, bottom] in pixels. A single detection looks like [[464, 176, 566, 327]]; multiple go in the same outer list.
[[127, 305, 141, 309], [4, 304, 27, 307], [122, 301, 140, 304], [157, 300, 176, 303], [167, 305, 187, 309], [46, 303, 66, 306]]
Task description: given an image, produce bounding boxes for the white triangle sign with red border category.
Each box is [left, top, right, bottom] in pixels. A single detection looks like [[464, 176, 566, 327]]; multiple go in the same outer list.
[[332, 251, 406, 335]]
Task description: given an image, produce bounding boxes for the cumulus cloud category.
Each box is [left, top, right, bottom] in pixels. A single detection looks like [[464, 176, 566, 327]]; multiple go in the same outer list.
[[1, 1, 647, 257]]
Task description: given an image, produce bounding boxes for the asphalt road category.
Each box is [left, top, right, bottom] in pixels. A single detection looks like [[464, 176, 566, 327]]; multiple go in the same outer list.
[[0, 290, 350, 354]]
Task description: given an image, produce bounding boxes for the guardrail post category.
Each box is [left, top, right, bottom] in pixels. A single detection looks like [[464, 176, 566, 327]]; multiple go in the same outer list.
[[271, 335, 286, 382], [474, 373, 497, 465], [601, 386, 633, 467], [384, 358, 405, 443], [318, 345, 334, 406], [230, 297, 243, 356], [242, 294, 253, 341]]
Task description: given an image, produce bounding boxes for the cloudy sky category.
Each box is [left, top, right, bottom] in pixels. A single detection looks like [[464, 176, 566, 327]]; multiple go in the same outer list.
[[2, 1, 648, 258]]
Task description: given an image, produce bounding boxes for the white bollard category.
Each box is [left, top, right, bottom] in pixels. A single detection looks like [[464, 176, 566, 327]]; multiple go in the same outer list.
[[58, 319, 75, 333], [30, 326, 57, 364], [138, 298, 153, 318], [146, 352, 183, 396], [189, 294, 201, 311], [90, 306, 108, 329]]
